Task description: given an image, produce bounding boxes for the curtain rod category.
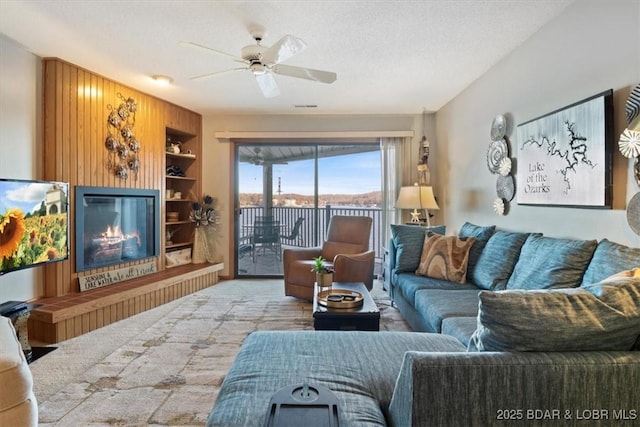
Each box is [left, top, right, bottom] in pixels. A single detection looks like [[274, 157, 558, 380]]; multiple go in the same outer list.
[[214, 130, 414, 142]]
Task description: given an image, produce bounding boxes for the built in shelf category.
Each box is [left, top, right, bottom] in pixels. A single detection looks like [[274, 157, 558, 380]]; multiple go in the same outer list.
[[166, 241, 193, 249], [166, 175, 196, 180], [166, 152, 196, 160], [166, 220, 191, 225]]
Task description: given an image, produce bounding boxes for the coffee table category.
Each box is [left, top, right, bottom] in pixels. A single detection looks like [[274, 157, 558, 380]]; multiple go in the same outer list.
[[312, 282, 380, 331]]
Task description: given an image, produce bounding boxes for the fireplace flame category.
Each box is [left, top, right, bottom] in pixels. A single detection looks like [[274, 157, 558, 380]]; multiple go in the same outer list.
[[103, 225, 123, 239]]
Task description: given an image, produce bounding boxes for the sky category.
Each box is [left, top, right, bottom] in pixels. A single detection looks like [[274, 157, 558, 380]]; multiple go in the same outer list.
[[0, 180, 67, 214], [239, 150, 382, 195]]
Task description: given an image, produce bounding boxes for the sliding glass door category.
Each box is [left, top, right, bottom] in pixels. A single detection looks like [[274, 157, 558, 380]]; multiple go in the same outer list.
[[235, 143, 381, 278]]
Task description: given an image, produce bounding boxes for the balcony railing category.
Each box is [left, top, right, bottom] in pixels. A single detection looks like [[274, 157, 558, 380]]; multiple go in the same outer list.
[[238, 205, 383, 261]]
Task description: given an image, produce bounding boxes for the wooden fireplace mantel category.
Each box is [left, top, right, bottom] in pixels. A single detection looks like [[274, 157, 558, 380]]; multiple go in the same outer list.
[[29, 262, 223, 343]]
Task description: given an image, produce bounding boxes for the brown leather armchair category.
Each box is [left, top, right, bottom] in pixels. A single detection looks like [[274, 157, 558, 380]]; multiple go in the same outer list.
[[283, 215, 375, 301]]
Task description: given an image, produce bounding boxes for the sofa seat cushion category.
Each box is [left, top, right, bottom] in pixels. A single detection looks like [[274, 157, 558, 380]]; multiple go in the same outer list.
[[471, 231, 531, 290], [390, 224, 446, 273], [469, 275, 640, 352], [441, 317, 478, 347], [414, 289, 481, 333], [507, 234, 597, 290], [581, 239, 640, 285], [207, 330, 465, 427], [393, 273, 478, 306]]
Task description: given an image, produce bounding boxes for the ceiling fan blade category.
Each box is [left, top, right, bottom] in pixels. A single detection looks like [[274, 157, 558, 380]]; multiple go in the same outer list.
[[262, 34, 308, 65], [180, 41, 246, 62], [255, 72, 280, 98], [190, 67, 247, 81], [271, 64, 337, 84]]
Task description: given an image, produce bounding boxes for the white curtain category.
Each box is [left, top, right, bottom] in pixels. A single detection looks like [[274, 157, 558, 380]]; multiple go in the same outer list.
[[380, 137, 408, 246]]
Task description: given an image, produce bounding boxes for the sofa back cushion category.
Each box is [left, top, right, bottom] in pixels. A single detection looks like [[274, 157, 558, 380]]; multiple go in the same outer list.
[[390, 224, 446, 273], [471, 231, 531, 290], [415, 233, 475, 284], [468, 274, 640, 352], [581, 239, 640, 285], [506, 234, 597, 290], [458, 222, 496, 281]]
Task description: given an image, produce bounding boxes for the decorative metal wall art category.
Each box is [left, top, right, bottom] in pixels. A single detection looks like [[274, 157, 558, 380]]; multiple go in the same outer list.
[[490, 114, 507, 141], [486, 114, 514, 216], [620, 83, 640, 188], [516, 90, 613, 208], [628, 193, 640, 236], [105, 93, 140, 180], [622, 83, 640, 236]]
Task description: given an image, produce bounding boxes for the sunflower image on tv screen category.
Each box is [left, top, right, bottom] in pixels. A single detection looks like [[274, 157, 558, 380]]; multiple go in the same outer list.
[[0, 179, 69, 275]]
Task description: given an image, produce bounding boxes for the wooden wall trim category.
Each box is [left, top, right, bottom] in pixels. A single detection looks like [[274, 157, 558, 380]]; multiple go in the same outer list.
[[42, 58, 203, 298]]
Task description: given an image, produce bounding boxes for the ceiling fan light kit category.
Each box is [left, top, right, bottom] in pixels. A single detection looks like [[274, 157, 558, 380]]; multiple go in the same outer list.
[[183, 27, 337, 98]]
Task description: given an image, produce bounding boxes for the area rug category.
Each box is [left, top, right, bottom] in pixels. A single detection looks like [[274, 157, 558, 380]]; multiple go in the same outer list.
[[30, 279, 410, 426]]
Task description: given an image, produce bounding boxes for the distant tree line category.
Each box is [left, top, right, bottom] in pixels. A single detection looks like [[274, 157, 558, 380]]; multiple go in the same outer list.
[[239, 191, 382, 207]]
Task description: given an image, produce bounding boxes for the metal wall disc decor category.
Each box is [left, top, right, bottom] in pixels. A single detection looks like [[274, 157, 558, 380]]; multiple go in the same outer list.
[[627, 192, 640, 236], [618, 128, 640, 158], [490, 115, 507, 141], [498, 157, 512, 176], [496, 174, 515, 201], [493, 197, 505, 216], [626, 83, 640, 125], [487, 138, 509, 174], [635, 157, 640, 188]]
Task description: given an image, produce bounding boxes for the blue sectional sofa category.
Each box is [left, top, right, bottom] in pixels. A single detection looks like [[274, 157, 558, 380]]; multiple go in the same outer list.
[[207, 223, 640, 426]]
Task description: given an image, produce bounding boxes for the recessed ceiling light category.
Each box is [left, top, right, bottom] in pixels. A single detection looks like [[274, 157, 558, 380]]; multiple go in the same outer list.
[[152, 74, 174, 86]]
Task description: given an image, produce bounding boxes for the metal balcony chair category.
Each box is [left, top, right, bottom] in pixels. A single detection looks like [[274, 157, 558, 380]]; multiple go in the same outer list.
[[251, 218, 281, 262], [280, 217, 305, 247]]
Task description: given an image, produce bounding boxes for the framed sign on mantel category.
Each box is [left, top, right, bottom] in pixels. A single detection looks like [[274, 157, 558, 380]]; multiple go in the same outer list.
[[516, 89, 613, 208]]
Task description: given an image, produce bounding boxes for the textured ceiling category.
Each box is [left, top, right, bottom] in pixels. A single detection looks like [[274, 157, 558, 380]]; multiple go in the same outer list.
[[0, 1, 574, 115]]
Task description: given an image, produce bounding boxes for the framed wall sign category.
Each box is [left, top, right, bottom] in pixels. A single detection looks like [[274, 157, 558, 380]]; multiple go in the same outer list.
[[516, 89, 613, 208]]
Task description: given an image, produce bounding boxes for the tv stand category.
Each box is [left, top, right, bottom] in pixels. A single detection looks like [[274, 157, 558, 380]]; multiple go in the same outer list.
[[0, 300, 29, 316]]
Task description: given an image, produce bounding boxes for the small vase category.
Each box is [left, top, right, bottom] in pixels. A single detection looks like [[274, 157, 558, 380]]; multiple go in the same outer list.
[[192, 227, 214, 264], [316, 272, 333, 287], [316, 273, 333, 297]]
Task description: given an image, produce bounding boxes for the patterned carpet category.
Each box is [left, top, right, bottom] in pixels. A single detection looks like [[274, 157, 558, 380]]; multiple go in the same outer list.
[[29, 279, 410, 426]]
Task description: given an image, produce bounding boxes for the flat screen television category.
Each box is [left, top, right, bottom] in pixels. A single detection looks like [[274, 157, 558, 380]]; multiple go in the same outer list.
[[0, 178, 69, 276]]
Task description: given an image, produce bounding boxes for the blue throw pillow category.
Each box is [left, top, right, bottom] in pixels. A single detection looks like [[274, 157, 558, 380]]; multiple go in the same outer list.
[[471, 231, 531, 290], [506, 235, 597, 290], [390, 224, 446, 273], [468, 275, 640, 352], [458, 222, 496, 280], [581, 239, 640, 285]]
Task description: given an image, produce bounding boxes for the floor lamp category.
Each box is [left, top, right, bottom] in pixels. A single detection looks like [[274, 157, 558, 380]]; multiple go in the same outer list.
[[395, 184, 440, 226]]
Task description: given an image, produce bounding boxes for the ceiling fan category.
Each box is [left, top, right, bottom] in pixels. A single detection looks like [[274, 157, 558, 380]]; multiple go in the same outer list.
[[181, 26, 337, 98], [249, 147, 264, 165]]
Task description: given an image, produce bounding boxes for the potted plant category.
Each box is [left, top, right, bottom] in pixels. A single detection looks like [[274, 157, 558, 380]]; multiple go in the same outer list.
[[312, 256, 334, 288]]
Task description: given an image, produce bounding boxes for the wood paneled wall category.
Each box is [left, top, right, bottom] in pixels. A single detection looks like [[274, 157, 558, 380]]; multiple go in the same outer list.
[[42, 58, 202, 298]]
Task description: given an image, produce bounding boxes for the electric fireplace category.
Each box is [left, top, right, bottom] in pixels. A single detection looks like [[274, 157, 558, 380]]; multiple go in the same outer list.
[[75, 186, 160, 272]]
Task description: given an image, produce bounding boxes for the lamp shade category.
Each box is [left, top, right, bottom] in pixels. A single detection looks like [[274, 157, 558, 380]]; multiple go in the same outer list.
[[395, 185, 440, 210]]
